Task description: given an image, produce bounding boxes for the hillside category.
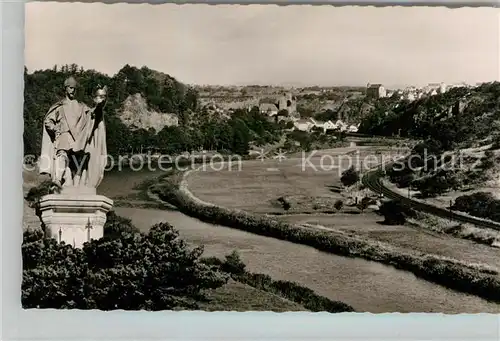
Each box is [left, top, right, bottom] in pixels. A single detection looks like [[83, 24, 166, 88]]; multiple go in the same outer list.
[[359, 83, 500, 148], [119, 93, 179, 132], [24, 64, 197, 156], [23, 64, 282, 158], [372, 82, 500, 223]]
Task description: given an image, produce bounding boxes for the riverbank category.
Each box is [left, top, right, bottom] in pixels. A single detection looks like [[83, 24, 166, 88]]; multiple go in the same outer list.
[[22, 169, 354, 313], [114, 206, 500, 313], [99, 167, 500, 312], [184, 151, 500, 271], [147, 170, 500, 305]]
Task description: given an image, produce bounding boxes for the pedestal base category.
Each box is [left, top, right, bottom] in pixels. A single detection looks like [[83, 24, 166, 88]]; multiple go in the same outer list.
[[39, 193, 114, 248]]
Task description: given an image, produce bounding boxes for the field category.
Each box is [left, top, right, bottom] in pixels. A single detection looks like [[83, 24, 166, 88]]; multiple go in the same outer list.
[[185, 146, 500, 271], [113, 207, 500, 313], [187, 146, 404, 213], [24, 143, 500, 312]]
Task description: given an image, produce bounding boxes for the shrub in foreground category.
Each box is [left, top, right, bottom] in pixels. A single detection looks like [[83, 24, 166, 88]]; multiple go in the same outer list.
[[103, 211, 141, 239], [22, 222, 228, 310]]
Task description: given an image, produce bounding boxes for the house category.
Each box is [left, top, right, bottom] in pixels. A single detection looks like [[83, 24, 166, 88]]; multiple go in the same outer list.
[[307, 118, 325, 132], [347, 124, 359, 133], [259, 103, 279, 117], [288, 112, 301, 122], [323, 120, 337, 132], [258, 92, 297, 117], [308, 117, 322, 126], [366, 83, 387, 99], [309, 118, 339, 133], [293, 119, 314, 132], [334, 119, 348, 132], [405, 92, 416, 102]]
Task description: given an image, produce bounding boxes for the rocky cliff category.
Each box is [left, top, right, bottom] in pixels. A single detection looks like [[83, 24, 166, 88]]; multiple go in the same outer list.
[[118, 93, 179, 132]]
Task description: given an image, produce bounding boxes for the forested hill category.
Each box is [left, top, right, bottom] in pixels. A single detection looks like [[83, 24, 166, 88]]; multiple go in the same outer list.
[[358, 82, 500, 151], [23, 64, 280, 158]]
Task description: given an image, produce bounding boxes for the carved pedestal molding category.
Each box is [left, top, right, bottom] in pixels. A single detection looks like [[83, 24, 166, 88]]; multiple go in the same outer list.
[[39, 189, 113, 249]]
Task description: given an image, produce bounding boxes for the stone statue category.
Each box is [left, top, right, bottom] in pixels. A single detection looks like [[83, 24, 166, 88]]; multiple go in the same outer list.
[[39, 76, 108, 190], [37, 76, 114, 248]]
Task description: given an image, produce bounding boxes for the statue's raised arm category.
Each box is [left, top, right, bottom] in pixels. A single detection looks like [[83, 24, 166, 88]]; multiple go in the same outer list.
[[90, 85, 108, 127]]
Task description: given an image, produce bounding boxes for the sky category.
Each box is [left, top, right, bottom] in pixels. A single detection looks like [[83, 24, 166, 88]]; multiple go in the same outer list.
[[25, 3, 499, 88]]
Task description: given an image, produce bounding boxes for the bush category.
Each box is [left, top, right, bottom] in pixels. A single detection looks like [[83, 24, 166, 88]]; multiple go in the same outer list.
[[22, 221, 228, 310], [412, 174, 453, 198], [358, 197, 376, 212], [221, 250, 246, 276], [152, 177, 500, 303], [333, 200, 344, 211], [25, 181, 62, 219], [378, 200, 416, 225], [276, 196, 291, 211], [25, 180, 61, 205], [103, 211, 140, 239], [453, 192, 500, 223], [340, 166, 360, 187]]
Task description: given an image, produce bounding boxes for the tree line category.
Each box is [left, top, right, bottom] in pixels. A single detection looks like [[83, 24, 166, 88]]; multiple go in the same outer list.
[[24, 64, 281, 159]]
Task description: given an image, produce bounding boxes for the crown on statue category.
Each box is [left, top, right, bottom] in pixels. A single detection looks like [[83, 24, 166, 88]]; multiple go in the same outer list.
[[96, 84, 108, 96]]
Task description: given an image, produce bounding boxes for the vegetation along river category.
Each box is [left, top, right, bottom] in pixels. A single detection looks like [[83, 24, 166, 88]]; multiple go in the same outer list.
[[102, 168, 500, 313]]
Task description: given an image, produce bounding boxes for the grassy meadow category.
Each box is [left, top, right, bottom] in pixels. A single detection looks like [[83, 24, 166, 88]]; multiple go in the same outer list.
[[186, 146, 403, 213], [185, 146, 500, 272]]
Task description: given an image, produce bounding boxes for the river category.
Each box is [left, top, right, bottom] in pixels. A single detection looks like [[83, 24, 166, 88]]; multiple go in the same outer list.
[[102, 169, 500, 313]]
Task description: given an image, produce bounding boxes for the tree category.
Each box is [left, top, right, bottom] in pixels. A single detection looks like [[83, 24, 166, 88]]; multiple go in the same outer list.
[[357, 197, 374, 213], [412, 174, 451, 198], [340, 166, 360, 187], [378, 200, 415, 225], [23, 65, 284, 159], [230, 118, 251, 156], [334, 200, 344, 211], [103, 211, 140, 239]]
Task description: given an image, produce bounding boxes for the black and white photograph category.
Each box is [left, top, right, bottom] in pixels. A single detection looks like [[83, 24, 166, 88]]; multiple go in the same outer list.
[[22, 2, 500, 313]]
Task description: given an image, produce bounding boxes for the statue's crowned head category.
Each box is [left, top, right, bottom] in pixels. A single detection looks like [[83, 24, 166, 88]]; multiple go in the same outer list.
[[94, 85, 108, 104], [64, 76, 78, 99]]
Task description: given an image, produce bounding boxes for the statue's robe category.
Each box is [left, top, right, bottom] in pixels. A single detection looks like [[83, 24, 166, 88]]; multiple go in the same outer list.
[[39, 98, 107, 188]]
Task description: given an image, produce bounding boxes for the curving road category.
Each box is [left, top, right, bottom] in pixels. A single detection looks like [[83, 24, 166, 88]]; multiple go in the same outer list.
[[362, 163, 500, 231]]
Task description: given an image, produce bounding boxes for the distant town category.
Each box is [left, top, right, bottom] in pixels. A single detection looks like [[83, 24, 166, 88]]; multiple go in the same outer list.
[[191, 81, 484, 135]]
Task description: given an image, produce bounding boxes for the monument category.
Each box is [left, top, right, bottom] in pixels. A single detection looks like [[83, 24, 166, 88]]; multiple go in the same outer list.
[[38, 76, 113, 248]]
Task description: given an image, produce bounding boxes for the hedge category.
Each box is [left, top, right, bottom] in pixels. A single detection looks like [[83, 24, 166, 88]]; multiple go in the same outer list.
[[150, 175, 500, 303]]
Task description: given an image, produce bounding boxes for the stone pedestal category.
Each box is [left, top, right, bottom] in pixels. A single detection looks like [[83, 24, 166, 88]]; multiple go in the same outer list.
[[39, 187, 113, 248]]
